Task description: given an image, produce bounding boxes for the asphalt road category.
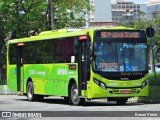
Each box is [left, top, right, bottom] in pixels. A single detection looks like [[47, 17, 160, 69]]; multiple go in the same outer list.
[[0, 95, 160, 120]]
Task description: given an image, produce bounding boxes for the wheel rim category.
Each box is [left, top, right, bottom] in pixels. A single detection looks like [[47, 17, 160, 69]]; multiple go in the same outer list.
[[72, 88, 79, 103]]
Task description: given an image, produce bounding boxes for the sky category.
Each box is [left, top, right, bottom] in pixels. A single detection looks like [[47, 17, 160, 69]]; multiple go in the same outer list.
[[111, 0, 149, 4]]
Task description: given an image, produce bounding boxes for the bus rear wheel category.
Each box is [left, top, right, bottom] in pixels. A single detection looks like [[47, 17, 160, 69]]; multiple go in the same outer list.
[[69, 83, 85, 105], [27, 81, 35, 101], [115, 98, 128, 105], [27, 81, 44, 101]]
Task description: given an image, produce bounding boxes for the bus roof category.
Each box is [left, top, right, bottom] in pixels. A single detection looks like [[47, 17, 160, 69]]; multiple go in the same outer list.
[[8, 29, 88, 44], [8, 26, 139, 44], [90, 26, 137, 31]]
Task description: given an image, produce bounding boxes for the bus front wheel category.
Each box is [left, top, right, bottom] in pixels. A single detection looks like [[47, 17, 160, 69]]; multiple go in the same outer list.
[[115, 98, 128, 105], [69, 83, 85, 105]]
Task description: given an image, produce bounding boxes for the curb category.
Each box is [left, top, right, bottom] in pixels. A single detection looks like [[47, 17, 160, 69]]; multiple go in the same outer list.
[[138, 99, 160, 104], [128, 97, 138, 103]]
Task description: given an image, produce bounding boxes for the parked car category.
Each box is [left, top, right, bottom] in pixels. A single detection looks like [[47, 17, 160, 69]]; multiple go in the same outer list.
[[148, 65, 160, 73]]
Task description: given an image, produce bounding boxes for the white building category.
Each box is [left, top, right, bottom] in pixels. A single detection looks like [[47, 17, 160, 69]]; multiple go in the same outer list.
[[89, 0, 112, 22], [146, 0, 160, 20], [112, 0, 147, 22]]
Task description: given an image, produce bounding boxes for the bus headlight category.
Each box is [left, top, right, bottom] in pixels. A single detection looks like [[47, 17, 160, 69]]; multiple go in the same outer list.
[[93, 78, 107, 90], [141, 79, 149, 89]]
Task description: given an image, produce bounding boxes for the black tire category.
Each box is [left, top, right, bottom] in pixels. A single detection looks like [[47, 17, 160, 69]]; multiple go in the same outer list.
[[27, 81, 44, 101], [115, 98, 128, 105], [27, 81, 35, 101], [69, 83, 85, 105]]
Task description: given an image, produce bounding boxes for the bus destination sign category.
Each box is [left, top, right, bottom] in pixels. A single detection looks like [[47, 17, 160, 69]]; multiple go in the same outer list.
[[98, 31, 142, 38]]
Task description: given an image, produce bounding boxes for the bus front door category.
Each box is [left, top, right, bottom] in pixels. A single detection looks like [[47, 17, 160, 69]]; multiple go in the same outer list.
[[17, 43, 24, 94], [78, 40, 88, 96]]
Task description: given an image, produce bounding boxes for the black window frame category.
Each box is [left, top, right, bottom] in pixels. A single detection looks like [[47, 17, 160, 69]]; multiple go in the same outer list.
[[8, 36, 79, 65]]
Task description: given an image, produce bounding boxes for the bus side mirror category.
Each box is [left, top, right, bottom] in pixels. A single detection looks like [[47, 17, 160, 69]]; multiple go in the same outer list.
[[89, 47, 93, 57], [92, 54, 96, 60], [88, 42, 93, 57], [87, 42, 96, 63]]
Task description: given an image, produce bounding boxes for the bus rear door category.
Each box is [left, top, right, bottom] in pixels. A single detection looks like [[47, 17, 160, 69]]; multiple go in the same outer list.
[[78, 35, 88, 96], [17, 43, 24, 95]]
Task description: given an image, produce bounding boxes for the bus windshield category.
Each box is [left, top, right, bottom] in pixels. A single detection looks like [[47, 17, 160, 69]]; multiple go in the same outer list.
[[92, 42, 147, 72]]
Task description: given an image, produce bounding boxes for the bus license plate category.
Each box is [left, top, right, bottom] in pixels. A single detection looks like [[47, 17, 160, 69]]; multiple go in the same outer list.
[[120, 90, 130, 94]]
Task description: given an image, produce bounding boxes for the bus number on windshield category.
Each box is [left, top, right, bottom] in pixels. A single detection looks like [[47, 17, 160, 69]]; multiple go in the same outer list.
[[101, 31, 139, 38]]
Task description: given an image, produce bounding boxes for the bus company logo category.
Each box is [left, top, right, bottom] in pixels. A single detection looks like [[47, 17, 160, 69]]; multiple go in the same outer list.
[[2, 112, 11, 117], [121, 78, 129, 80], [57, 68, 67, 75]]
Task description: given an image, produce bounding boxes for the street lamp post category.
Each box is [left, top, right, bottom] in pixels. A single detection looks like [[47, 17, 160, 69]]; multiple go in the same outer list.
[[85, 0, 90, 29], [146, 27, 155, 72], [49, 0, 55, 30]]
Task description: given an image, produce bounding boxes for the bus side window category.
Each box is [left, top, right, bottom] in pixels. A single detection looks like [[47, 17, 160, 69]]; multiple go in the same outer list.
[[73, 37, 78, 62], [55, 37, 75, 63]]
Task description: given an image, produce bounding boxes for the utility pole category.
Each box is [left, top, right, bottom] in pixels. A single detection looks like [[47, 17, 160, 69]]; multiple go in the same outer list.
[[49, 0, 55, 30], [85, 13, 90, 29], [85, 0, 90, 29]]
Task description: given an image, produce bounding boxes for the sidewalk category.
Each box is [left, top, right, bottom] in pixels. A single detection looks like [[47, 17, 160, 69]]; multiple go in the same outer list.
[[0, 85, 17, 95]]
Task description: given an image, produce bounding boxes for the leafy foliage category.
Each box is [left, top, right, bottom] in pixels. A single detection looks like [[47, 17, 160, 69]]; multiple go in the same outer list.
[[52, 0, 91, 29], [1, 0, 48, 38], [0, 0, 92, 84]]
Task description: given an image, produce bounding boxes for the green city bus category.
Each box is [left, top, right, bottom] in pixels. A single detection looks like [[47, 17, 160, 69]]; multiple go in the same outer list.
[[7, 27, 149, 105]]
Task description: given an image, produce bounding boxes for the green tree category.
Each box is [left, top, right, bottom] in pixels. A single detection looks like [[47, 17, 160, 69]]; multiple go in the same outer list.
[[49, 0, 92, 29], [0, 0, 92, 84]]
